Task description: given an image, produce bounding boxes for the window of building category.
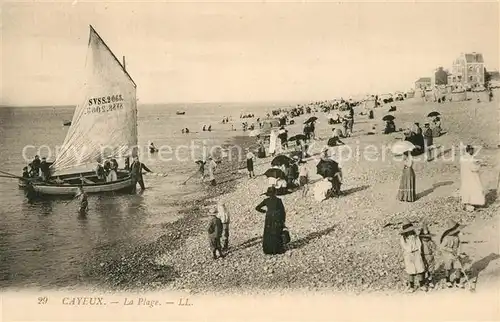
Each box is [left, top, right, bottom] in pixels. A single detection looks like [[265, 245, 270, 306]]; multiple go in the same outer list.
[[469, 76, 473, 81]]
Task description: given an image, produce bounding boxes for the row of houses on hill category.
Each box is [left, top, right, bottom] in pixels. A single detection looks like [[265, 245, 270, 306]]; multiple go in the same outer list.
[[414, 52, 496, 90]]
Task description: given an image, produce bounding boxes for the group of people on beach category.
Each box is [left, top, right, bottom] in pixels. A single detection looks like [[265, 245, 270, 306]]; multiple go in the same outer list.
[[400, 218, 468, 292], [200, 93, 491, 296]]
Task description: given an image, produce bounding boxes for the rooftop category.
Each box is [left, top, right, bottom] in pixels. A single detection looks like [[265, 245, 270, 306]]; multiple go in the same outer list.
[[415, 77, 431, 83], [464, 52, 484, 63]]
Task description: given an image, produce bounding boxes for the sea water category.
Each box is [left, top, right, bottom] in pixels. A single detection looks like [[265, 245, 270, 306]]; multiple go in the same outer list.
[[0, 101, 288, 288]]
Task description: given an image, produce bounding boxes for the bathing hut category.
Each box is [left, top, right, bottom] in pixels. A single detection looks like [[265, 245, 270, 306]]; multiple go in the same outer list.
[[451, 89, 467, 101]]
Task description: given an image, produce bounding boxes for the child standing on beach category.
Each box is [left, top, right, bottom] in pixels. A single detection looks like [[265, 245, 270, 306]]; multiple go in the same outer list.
[[440, 219, 465, 288], [246, 148, 255, 178], [419, 223, 437, 288], [400, 219, 426, 292], [217, 202, 231, 251], [207, 207, 224, 259], [342, 118, 350, 137]]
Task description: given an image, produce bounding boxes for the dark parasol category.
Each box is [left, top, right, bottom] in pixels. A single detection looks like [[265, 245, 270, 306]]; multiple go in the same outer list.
[[288, 134, 307, 142], [304, 116, 318, 124], [271, 155, 293, 167], [264, 168, 287, 179], [382, 115, 395, 121], [316, 159, 340, 178], [427, 111, 441, 117]]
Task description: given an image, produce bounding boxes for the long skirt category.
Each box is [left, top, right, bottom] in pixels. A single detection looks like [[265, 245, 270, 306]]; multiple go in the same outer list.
[[397, 167, 416, 202], [263, 216, 285, 255], [246, 159, 254, 172], [257, 147, 266, 158]]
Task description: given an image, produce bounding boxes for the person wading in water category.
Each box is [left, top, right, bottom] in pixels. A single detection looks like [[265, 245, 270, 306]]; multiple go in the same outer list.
[[75, 185, 88, 215], [129, 156, 152, 193]]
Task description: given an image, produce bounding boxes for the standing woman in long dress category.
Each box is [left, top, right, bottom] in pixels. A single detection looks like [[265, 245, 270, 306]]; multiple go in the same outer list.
[[397, 151, 416, 202], [460, 144, 485, 211], [255, 186, 287, 255]]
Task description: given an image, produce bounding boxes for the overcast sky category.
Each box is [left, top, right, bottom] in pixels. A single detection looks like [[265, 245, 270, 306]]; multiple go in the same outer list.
[[1, 1, 498, 106]]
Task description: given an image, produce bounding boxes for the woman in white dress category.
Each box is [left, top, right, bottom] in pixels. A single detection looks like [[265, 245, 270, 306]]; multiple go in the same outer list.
[[459, 145, 485, 211]]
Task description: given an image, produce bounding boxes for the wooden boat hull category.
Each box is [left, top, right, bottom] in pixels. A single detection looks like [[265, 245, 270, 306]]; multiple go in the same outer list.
[[18, 179, 27, 188], [176, 111, 185, 115], [30, 171, 134, 196]]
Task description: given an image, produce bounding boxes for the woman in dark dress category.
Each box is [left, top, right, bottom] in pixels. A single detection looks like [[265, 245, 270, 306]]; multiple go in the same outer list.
[[255, 187, 287, 255], [397, 151, 416, 202]]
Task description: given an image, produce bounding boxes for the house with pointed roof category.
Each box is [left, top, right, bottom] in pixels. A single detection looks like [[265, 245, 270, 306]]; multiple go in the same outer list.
[[447, 52, 485, 89], [415, 77, 431, 90]]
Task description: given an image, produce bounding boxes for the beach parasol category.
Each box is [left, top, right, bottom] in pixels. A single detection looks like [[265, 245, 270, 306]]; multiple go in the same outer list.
[[288, 134, 307, 142], [248, 129, 261, 137], [391, 141, 416, 155], [316, 159, 340, 178], [264, 168, 286, 180], [427, 111, 441, 117], [271, 155, 292, 167], [304, 116, 318, 124], [382, 115, 395, 121]]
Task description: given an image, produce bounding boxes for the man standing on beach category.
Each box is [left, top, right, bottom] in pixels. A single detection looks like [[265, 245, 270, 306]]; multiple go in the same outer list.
[[129, 156, 153, 193], [423, 123, 433, 161], [207, 207, 224, 259], [348, 106, 355, 135]]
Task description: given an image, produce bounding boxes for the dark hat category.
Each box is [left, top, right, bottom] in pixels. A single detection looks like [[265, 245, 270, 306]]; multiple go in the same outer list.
[[419, 223, 434, 237], [440, 219, 465, 243], [400, 219, 417, 234], [265, 186, 277, 196], [443, 219, 465, 235]]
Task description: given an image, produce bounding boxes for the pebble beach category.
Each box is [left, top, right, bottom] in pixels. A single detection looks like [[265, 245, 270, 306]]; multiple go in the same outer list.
[[83, 95, 500, 295]]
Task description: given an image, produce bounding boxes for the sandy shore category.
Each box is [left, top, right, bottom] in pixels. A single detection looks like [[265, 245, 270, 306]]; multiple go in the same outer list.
[[84, 95, 499, 294]]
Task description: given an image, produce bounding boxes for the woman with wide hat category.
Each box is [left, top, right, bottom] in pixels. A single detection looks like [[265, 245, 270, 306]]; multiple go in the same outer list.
[[399, 219, 426, 292], [440, 219, 466, 288], [255, 186, 287, 255]]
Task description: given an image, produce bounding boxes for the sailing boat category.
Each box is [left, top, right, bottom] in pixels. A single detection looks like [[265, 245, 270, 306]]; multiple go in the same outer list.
[[30, 25, 138, 195]]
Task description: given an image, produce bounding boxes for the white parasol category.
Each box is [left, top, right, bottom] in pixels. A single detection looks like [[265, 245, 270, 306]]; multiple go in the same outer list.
[[249, 129, 261, 137], [391, 141, 415, 155]]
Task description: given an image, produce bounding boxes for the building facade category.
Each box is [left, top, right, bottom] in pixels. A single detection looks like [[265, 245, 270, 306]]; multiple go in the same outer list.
[[447, 52, 485, 89], [415, 77, 432, 89]]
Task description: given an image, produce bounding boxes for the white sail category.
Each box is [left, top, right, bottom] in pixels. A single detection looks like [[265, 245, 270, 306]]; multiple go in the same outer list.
[[51, 26, 137, 176]]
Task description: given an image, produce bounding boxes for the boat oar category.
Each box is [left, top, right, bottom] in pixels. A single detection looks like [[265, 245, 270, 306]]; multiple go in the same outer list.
[[0, 170, 26, 179], [180, 170, 199, 185], [0, 173, 29, 181], [0, 174, 20, 179]]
